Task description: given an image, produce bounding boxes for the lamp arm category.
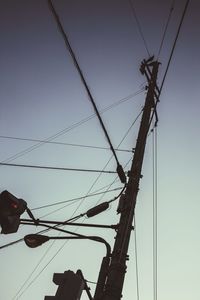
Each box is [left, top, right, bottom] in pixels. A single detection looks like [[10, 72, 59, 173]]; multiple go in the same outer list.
[[23, 222, 111, 257]]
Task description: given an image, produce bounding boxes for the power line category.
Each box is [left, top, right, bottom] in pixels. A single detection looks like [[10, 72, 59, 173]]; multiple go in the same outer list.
[[48, 0, 126, 182], [148, 0, 190, 129], [0, 238, 24, 250], [157, 0, 175, 58], [13, 238, 66, 300], [128, 0, 150, 57], [17, 239, 76, 299], [152, 128, 158, 300], [160, 0, 190, 93], [11, 238, 56, 300], [0, 90, 143, 155], [0, 135, 131, 153], [31, 186, 123, 211], [1, 89, 143, 165], [38, 184, 122, 218], [133, 216, 140, 300], [36, 200, 78, 220], [0, 162, 117, 174]]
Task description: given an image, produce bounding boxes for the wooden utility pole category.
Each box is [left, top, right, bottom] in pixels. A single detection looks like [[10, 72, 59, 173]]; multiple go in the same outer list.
[[94, 57, 160, 300]]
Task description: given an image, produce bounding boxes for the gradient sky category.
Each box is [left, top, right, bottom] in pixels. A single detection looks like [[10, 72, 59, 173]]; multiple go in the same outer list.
[[0, 1, 200, 299]]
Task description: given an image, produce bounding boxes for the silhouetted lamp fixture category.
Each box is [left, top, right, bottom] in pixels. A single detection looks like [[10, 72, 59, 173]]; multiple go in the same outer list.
[[24, 233, 111, 258], [24, 234, 49, 248]]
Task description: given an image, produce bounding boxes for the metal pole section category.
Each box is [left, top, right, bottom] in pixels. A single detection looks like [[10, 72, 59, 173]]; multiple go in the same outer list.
[[97, 59, 160, 300]]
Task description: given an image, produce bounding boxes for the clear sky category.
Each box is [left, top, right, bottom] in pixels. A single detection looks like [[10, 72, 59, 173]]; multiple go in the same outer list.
[[0, 0, 200, 299]]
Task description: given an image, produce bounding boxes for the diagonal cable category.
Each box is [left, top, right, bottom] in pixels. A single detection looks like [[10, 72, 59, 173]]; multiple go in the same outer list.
[[0, 162, 117, 174], [157, 0, 175, 58], [48, 0, 126, 183], [128, 0, 150, 57], [0, 135, 131, 153], [160, 0, 190, 92], [147, 0, 190, 129], [32, 186, 122, 211], [1, 89, 143, 165]]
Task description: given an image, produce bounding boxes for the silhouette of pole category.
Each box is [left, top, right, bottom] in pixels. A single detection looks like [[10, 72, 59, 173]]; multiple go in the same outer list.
[[94, 58, 160, 300]]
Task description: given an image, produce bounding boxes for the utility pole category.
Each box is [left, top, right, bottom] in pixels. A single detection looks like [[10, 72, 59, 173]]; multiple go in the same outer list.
[[94, 57, 160, 300]]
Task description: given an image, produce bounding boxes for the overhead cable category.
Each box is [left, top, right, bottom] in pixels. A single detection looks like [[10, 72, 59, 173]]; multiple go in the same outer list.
[[39, 196, 98, 219], [48, 0, 126, 183], [157, 0, 175, 58], [128, 0, 150, 57], [134, 216, 140, 300], [148, 0, 190, 129], [38, 186, 122, 219], [31, 186, 123, 211], [1, 89, 143, 165], [11, 239, 56, 300], [13, 239, 64, 299], [0, 238, 24, 250], [0, 162, 117, 174], [0, 135, 131, 152], [152, 128, 158, 300], [160, 0, 190, 93]]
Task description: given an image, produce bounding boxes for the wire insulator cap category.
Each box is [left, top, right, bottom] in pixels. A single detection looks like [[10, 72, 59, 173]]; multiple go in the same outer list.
[[86, 202, 109, 218]]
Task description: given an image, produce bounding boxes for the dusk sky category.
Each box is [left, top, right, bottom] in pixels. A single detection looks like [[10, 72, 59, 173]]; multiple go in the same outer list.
[[0, 1, 200, 299]]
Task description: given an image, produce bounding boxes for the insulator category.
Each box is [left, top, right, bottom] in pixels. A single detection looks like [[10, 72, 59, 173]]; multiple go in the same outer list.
[[86, 202, 109, 218]]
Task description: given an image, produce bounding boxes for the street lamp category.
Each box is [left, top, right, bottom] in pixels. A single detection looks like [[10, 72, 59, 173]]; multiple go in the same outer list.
[[24, 234, 49, 248], [24, 231, 111, 300], [24, 233, 111, 257]]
